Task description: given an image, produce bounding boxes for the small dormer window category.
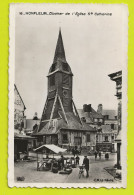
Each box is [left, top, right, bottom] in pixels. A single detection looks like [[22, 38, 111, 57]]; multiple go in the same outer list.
[[63, 63, 69, 71], [81, 117, 86, 123]]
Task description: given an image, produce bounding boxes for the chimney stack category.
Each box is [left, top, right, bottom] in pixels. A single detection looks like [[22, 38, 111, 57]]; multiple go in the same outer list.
[[83, 104, 92, 112], [97, 104, 103, 114]]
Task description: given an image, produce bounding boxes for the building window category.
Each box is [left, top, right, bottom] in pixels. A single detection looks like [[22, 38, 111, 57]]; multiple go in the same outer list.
[[81, 117, 86, 123], [43, 136, 46, 143], [38, 136, 43, 142], [111, 124, 114, 130], [104, 115, 109, 120], [62, 133, 68, 143], [87, 134, 90, 142], [74, 137, 82, 145], [104, 136, 108, 142], [112, 135, 114, 141], [50, 75, 55, 86]]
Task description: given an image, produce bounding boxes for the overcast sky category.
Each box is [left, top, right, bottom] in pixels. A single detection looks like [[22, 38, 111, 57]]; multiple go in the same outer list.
[[15, 4, 128, 118]]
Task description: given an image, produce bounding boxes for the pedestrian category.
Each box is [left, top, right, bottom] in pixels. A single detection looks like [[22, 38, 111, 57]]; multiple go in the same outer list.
[[73, 148, 76, 157], [94, 150, 97, 160], [72, 148, 75, 157], [99, 151, 101, 159], [61, 155, 64, 168], [76, 155, 80, 165], [58, 155, 64, 170], [83, 156, 89, 178], [79, 147, 82, 155], [105, 152, 109, 160]]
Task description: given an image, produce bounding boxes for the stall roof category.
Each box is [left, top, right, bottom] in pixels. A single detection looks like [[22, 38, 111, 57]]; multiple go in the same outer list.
[[33, 144, 67, 154]]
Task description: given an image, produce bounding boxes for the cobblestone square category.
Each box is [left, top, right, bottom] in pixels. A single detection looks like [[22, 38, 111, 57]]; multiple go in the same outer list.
[[14, 153, 119, 183]]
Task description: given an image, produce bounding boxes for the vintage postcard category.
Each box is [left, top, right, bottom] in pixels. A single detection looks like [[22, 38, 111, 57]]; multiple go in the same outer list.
[[8, 3, 128, 188]]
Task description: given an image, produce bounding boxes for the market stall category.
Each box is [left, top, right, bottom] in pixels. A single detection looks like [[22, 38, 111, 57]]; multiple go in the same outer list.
[[33, 144, 67, 172]]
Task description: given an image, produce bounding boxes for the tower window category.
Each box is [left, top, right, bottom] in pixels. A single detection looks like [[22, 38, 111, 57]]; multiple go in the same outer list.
[[63, 73, 69, 85], [63, 63, 69, 71], [50, 75, 55, 86]]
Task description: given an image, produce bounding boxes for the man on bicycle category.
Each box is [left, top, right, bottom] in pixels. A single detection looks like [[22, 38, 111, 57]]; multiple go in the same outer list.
[[83, 156, 89, 178]]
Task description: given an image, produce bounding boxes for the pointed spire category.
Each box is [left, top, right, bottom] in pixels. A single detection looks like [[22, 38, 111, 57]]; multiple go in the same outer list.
[[53, 29, 66, 63]]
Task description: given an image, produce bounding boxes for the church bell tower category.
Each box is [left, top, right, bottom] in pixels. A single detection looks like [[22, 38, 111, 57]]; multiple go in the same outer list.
[[48, 29, 73, 113], [38, 29, 81, 131]]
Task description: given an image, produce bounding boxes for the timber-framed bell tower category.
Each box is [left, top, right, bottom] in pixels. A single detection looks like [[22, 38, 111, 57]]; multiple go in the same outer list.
[[38, 29, 82, 131]]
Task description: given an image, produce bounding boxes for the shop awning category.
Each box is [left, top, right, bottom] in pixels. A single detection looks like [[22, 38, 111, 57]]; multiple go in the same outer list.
[[33, 144, 67, 154], [14, 132, 37, 140]]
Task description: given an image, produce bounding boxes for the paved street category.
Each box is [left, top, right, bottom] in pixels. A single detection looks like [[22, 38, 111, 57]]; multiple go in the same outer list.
[[14, 153, 118, 183]]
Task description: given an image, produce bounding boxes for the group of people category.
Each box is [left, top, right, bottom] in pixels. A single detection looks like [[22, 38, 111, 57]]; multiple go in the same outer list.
[[56, 149, 110, 178], [75, 151, 110, 178], [56, 154, 89, 178], [74, 155, 89, 178], [94, 150, 102, 160], [94, 150, 110, 160], [72, 147, 81, 156]]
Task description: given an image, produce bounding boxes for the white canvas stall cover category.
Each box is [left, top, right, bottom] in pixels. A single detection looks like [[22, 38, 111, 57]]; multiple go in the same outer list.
[[33, 144, 67, 154]]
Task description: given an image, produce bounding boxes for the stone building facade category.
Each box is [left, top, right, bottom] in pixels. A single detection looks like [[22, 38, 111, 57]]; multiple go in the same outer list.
[[108, 70, 122, 169], [78, 104, 118, 152], [14, 85, 36, 160]]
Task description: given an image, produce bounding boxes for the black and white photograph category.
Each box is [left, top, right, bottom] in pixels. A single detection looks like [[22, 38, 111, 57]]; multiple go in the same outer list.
[[8, 3, 128, 188]]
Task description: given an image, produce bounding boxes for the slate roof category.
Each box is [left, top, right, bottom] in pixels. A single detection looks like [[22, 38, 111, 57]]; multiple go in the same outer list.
[[97, 125, 118, 134], [78, 107, 103, 123], [34, 111, 96, 135], [101, 125, 114, 133], [90, 107, 103, 119], [102, 110, 117, 120]]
